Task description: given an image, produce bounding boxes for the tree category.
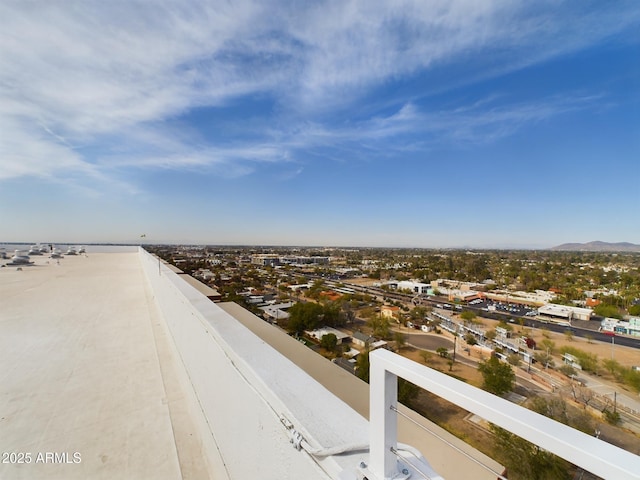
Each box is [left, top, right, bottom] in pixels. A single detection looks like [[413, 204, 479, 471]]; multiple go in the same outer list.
[[534, 350, 555, 369], [460, 310, 476, 322], [341, 301, 356, 324], [409, 306, 428, 320], [529, 396, 593, 435], [368, 315, 390, 339], [447, 359, 455, 372], [355, 351, 370, 383], [478, 357, 515, 395], [569, 382, 596, 410], [507, 353, 521, 367], [602, 358, 621, 376], [594, 304, 622, 319], [603, 408, 621, 425], [490, 425, 569, 480], [320, 333, 337, 352], [321, 301, 346, 327], [419, 350, 433, 365], [394, 331, 406, 350], [540, 338, 556, 354], [529, 396, 569, 426], [558, 364, 577, 378], [464, 333, 477, 346], [622, 367, 640, 392], [436, 347, 449, 358], [305, 280, 326, 300], [398, 379, 420, 408], [498, 320, 513, 332], [560, 346, 598, 373], [564, 330, 574, 342], [287, 302, 324, 334]]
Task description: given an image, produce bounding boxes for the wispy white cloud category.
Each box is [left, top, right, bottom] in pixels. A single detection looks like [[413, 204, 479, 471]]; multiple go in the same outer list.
[[0, 1, 637, 189], [0, 116, 91, 180], [417, 94, 606, 145], [261, 94, 601, 157]]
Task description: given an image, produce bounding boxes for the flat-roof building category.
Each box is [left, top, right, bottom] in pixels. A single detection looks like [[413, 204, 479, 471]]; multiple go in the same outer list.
[[538, 304, 593, 323]]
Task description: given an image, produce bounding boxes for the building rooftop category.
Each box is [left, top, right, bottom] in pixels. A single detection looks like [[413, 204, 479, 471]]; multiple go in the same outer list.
[[1, 248, 210, 479], [2, 247, 637, 479]]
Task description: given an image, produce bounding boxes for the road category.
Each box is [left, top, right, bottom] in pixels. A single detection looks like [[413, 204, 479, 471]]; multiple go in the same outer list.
[[577, 373, 640, 415], [405, 333, 453, 351]]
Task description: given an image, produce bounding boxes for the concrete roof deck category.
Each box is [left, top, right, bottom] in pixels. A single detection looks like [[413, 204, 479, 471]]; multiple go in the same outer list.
[[0, 250, 212, 480]]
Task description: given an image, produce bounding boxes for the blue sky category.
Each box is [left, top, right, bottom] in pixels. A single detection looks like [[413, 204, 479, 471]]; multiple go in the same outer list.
[[1, 1, 638, 248]]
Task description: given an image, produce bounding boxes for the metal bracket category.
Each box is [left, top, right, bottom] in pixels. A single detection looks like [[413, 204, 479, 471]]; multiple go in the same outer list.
[[356, 460, 411, 480], [290, 429, 303, 451], [280, 415, 304, 451]]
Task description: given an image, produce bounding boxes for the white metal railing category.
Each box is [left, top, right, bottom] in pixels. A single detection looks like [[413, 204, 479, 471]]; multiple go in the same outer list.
[[368, 348, 640, 480]]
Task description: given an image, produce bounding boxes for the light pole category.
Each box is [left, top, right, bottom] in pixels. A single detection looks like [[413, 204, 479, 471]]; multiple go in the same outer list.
[[452, 324, 458, 364], [545, 347, 550, 371], [611, 334, 615, 360]]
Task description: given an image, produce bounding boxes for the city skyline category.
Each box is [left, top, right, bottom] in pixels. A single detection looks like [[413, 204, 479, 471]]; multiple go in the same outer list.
[[1, 2, 639, 248]]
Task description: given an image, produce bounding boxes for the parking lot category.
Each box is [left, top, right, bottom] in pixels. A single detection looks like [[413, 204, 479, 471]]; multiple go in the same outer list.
[[467, 298, 537, 318]]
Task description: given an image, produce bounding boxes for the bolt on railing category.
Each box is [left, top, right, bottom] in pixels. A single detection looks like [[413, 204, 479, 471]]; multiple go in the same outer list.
[[368, 348, 640, 480]]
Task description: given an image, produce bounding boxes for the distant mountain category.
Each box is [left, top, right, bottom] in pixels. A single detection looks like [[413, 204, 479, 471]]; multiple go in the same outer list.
[[551, 241, 640, 252]]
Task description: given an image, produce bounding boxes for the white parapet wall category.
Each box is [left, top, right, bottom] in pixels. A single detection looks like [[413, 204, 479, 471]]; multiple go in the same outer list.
[[138, 248, 374, 480]]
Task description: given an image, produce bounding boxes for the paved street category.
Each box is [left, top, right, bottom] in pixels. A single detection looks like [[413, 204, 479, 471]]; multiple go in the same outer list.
[[578, 374, 640, 416], [405, 332, 454, 351]]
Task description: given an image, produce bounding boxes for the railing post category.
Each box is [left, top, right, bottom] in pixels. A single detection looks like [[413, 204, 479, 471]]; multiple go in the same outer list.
[[369, 351, 398, 480]]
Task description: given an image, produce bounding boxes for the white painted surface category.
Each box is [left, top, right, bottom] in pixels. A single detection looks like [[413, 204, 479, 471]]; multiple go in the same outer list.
[[0, 251, 184, 479], [139, 249, 370, 480]]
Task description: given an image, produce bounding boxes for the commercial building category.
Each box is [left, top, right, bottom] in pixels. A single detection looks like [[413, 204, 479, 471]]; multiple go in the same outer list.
[[386, 280, 432, 295], [251, 254, 331, 266], [537, 304, 593, 323], [601, 317, 640, 337]]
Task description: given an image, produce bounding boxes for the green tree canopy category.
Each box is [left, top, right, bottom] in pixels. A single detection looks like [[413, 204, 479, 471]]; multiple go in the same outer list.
[[398, 379, 419, 408], [286, 302, 324, 334], [320, 333, 337, 352], [368, 315, 390, 339], [460, 310, 477, 322], [355, 351, 370, 383], [490, 425, 569, 480], [321, 301, 346, 327], [559, 346, 599, 373], [478, 357, 515, 395], [464, 333, 478, 346], [287, 301, 345, 334], [436, 347, 449, 358], [593, 304, 622, 319]]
